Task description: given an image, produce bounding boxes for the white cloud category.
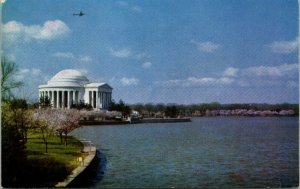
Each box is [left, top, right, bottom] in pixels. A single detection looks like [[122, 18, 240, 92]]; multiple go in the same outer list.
[[191, 40, 221, 53], [116, 1, 142, 13], [269, 38, 298, 54], [234, 63, 298, 87], [134, 52, 148, 60], [14, 68, 44, 81], [15, 69, 30, 80], [187, 77, 234, 85], [12, 68, 50, 101], [3, 20, 70, 43], [142, 62, 152, 69], [223, 67, 239, 77], [120, 77, 139, 86], [79, 56, 93, 62], [156, 63, 298, 88], [52, 52, 92, 62], [77, 69, 89, 75], [32, 68, 42, 76], [156, 76, 234, 87], [110, 48, 147, 60], [244, 63, 298, 77], [38, 20, 70, 40], [52, 52, 75, 59], [110, 48, 132, 58]]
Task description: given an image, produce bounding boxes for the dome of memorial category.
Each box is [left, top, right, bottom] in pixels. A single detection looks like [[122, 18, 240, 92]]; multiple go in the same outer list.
[[47, 69, 89, 86]]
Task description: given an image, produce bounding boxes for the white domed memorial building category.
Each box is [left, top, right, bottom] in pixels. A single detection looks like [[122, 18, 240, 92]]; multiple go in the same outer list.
[[39, 69, 113, 109]]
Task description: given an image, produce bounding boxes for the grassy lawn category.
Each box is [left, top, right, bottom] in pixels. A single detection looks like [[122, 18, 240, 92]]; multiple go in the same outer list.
[[27, 130, 83, 170], [23, 130, 83, 187]]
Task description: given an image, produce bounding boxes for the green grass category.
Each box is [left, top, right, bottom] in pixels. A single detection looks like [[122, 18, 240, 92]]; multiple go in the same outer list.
[[23, 130, 83, 186], [27, 130, 83, 171]]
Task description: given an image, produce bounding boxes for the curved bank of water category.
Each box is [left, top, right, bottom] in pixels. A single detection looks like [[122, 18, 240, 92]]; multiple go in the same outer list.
[[71, 117, 299, 188], [55, 139, 96, 187]]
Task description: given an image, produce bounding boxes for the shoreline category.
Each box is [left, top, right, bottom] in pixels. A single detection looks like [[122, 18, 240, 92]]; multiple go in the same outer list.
[[55, 139, 96, 187], [130, 117, 192, 124], [79, 117, 192, 126], [79, 116, 297, 126], [79, 120, 130, 125]]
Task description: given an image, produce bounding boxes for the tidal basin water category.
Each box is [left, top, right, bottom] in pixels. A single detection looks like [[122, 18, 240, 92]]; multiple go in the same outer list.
[[71, 117, 298, 188]]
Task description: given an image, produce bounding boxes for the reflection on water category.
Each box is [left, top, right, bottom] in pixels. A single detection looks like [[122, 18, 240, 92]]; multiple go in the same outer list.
[[71, 117, 299, 188]]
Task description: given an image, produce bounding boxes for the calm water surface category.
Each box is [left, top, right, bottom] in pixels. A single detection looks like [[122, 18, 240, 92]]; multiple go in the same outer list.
[[71, 117, 298, 188]]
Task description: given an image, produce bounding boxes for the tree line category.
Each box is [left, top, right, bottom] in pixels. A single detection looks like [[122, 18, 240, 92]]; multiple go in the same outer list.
[[129, 102, 299, 117]]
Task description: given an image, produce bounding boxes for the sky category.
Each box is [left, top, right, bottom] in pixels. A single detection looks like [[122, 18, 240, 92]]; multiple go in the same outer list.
[[1, 0, 299, 104]]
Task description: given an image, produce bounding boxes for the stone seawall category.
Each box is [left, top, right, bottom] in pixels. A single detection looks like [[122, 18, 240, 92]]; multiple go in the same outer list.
[[55, 139, 96, 188]]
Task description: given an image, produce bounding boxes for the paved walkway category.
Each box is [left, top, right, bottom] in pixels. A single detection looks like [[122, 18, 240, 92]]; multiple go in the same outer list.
[[55, 139, 96, 188]]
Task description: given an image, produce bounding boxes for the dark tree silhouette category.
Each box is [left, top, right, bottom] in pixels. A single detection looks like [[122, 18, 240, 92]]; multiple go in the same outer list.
[[109, 99, 131, 117], [2, 119, 27, 187], [165, 106, 179, 118], [39, 95, 52, 108], [70, 100, 92, 110], [1, 57, 23, 100]]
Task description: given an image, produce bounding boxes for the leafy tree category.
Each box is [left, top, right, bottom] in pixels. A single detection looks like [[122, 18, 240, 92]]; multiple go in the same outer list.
[[165, 106, 179, 118], [2, 99, 33, 146], [10, 99, 32, 145], [130, 103, 144, 113], [2, 100, 12, 127], [39, 95, 52, 108], [119, 100, 131, 116], [1, 57, 23, 100], [108, 100, 116, 111], [33, 109, 59, 153], [144, 103, 154, 117], [155, 103, 166, 112], [108, 99, 131, 117], [33, 109, 81, 147], [56, 109, 81, 146], [71, 100, 92, 110]]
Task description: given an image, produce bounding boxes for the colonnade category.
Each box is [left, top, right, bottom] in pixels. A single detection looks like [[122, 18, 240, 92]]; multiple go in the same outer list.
[[39, 89, 112, 109], [39, 90, 79, 109], [88, 90, 112, 109]]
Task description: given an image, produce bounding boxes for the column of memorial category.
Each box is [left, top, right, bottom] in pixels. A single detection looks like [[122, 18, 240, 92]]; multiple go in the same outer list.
[[100, 92, 103, 108], [67, 90, 71, 108], [50, 91, 53, 108], [93, 91, 96, 108], [105, 92, 108, 109], [57, 91, 59, 108], [75, 91, 79, 104], [72, 90, 75, 106], [109, 93, 111, 104], [53, 91, 56, 108], [102, 92, 105, 109]]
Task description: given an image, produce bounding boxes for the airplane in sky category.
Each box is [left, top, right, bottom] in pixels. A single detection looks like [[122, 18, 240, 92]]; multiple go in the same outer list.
[[73, 10, 85, 16]]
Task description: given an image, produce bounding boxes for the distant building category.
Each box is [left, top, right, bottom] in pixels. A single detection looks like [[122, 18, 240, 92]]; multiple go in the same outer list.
[[39, 69, 113, 109]]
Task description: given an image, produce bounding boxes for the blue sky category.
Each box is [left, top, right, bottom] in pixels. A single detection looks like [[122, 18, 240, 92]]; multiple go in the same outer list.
[[2, 0, 299, 104]]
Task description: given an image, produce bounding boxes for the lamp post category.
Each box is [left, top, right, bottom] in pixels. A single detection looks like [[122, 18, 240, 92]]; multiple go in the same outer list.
[[77, 154, 84, 166]]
